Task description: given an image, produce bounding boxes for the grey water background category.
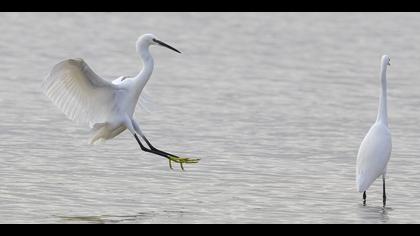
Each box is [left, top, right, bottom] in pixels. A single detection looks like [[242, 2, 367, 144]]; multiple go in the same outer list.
[[1, 12, 420, 223]]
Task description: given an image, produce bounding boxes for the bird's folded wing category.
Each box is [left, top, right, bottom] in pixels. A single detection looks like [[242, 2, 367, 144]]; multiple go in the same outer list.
[[42, 58, 118, 127]]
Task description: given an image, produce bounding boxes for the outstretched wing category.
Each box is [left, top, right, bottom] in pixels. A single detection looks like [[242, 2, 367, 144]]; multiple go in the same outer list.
[[42, 58, 119, 127]]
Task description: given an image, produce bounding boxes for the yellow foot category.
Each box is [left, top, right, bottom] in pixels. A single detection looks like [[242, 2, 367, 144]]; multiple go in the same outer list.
[[168, 155, 200, 171]]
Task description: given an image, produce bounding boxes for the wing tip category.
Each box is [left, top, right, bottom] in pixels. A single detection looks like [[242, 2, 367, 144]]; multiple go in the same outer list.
[[57, 58, 85, 68], [43, 58, 87, 85]]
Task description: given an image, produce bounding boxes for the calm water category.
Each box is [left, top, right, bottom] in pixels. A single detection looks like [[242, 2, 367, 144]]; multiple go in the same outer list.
[[1, 12, 420, 223]]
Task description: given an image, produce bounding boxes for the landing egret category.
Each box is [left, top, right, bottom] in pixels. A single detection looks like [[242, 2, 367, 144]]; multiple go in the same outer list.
[[356, 55, 392, 207], [42, 34, 199, 170]]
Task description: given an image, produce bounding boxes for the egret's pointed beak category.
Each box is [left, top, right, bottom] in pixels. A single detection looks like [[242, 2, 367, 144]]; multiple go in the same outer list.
[[153, 39, 181, 54]]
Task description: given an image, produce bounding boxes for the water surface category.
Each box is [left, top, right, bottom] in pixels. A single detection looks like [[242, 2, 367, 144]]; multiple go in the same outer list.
[[1, 12, 420, 223]]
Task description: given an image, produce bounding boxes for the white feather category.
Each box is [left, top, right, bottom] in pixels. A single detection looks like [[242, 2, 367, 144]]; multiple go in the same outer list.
[[355, 55, 392, 193], [111, 76, 156, 113], [41, 58, 119, 128], [356, 122, 392, 192]]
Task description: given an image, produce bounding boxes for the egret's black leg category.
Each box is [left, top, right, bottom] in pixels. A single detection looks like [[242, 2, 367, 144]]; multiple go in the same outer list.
[[134, 134, 152, 153], [140, 133, 199, 170], [133, 134, 199, 170], [383, 175, 387, 207], [363, 191, 366, 206], [136, 134, 182, 160], [139, 133, 198, 169], [134, 134, 173, 169], [140, 134, 176, 157], [139, 135, 189, 171], [134, 134, 170, 159]]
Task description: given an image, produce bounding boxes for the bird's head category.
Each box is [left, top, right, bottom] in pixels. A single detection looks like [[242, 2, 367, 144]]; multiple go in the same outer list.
[[382, 55, 391, 66], [137, 33, 181, 53]]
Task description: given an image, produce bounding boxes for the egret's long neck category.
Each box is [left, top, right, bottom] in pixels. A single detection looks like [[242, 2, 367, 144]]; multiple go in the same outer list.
[[134, 43, 154, 92], [376, 64, 388, 125]]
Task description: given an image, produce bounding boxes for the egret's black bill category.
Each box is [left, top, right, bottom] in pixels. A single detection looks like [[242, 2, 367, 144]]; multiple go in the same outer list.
[[153, 39, 181, 53]]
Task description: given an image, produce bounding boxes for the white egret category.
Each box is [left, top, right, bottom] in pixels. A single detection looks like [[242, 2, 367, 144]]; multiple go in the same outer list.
[[356, 55, 392, 207], [42, 34, 199, 170]]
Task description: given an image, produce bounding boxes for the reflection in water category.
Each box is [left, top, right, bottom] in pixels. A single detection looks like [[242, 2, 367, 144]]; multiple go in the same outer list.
[[56, 210, 187, 224], [357, 204, 391, 223], [58, 215, 107, 224]]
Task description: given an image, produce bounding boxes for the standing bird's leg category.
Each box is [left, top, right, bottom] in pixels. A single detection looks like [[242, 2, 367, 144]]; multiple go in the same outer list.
[[383, 175, 386, 207], [131, 120, 199, 170], [363, 191, 366, 206]]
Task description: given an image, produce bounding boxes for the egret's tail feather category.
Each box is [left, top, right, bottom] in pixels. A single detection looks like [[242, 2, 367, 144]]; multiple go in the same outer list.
[[88, 122, 126, 144], [89, 123, 108, 145], [89, 137, 106, 145]]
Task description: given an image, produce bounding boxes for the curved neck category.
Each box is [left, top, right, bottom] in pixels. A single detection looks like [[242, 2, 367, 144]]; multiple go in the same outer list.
[[376, 64, 388, 125], [134, 43, 154, 91]]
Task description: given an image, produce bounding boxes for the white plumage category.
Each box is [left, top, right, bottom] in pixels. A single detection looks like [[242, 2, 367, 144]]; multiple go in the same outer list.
[[42, 34, 199, 170], [356, 122, 391, 192], [356, 55, 392, 206], [42, 58, 120, 128]]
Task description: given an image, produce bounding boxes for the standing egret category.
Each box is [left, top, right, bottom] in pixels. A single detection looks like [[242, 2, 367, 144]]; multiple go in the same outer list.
[[42, 34, 199, 170], [356, 55, 392, 207]]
